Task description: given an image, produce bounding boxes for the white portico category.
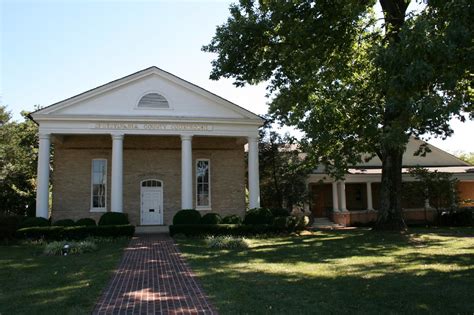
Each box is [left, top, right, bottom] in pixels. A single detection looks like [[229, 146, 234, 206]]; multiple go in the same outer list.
[[30, 67, 264, 224]]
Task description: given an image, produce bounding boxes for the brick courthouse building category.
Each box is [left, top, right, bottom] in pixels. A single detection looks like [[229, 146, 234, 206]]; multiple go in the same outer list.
[[30, 67, 264, 226]]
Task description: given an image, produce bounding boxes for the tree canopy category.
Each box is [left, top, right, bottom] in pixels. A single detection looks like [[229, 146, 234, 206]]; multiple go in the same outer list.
[[0, 106, 39, 216], [204, 0, 473, 229], [258, 120, 311, 211]]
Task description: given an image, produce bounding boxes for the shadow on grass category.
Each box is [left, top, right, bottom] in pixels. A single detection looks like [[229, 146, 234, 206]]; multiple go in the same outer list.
[[0, 240, 129, 315], [177, 229, 474, 314]]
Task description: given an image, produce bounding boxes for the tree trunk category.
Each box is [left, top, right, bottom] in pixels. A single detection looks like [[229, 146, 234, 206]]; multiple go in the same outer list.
[[376, 147, 407, 230]]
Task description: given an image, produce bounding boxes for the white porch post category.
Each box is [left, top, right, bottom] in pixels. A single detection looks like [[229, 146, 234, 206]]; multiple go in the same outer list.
[[339, 181, 347, 212], [248, 136, 260, 208], [181, 135, 193, 209], [332, 182, 339, 212], [36, 133, 51, 218], [366, 182, 374, 210], [111, 134, 124, 212]]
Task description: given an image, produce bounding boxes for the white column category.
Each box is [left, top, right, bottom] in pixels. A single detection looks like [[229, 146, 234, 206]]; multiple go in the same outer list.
[[181, 135, 193, 209], [339, 181, 347, 212], [111, 134, 124, 213], [332, 182, 339, 212], [248, 136, 260, 208], [366, 182, 374, 210], [36, 133, 51, 218]]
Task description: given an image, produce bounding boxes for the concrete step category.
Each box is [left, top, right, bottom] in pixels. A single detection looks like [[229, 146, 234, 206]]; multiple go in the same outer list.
[[311, 217, 343, 229], [135, 225, 169, 234]]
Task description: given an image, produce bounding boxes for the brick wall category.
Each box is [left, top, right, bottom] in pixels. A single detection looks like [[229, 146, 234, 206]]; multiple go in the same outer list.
[[52, 135, 246, 225]]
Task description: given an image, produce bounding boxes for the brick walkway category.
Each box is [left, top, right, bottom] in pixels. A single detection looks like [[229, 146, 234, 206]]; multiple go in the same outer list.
[[93, 234, 217, 315]]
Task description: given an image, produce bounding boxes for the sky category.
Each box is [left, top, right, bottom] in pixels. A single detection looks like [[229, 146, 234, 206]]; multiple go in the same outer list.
[[1, 0, 472, 154]]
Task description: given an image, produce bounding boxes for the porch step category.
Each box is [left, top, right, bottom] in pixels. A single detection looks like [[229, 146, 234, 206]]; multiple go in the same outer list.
[[311, 217, 343, 229], [135, 225, 169, 234]]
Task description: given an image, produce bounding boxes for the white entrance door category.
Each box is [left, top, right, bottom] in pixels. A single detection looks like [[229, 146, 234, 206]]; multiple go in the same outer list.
[[140, 180, 163, 225]]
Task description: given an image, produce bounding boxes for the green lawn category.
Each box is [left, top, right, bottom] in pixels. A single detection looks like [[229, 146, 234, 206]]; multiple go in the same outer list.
[[176, 228, 474, 314], [0, 239, 129, 315]]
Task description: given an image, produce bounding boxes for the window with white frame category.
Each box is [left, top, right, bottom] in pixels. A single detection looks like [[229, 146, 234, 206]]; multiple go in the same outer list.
[[196, 159, 210, 208], [91, 159, 107, 210]]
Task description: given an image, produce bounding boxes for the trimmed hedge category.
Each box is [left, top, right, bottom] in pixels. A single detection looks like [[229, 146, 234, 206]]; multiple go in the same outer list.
[[201, 213, 222, 224], [52, 219, 76, 227], [173, 209, 201, 225], [16, 224, 135, 241], [270, 208, 290, 217], [76, 218, 97, 226], [98, 212, 129, 226], [0, 216, 22, 240], [221, 215, 242, 224], [243, 208, 274, 225], [169, 224, 284, 236], [19, 217, 50, 228]]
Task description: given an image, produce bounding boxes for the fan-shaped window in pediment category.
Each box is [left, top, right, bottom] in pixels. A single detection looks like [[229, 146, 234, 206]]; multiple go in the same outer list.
[[137, 93, 169, 108]]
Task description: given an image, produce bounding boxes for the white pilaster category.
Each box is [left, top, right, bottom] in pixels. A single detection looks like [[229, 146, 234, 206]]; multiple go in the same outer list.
[[111, 134, 124, 212], [366, 182, 374, 211], [248, 136, 260, 208], [424, 198, 431, 209], [332, 182, 339, 212], [181, 135, 193, 209], [339, 181, 347, 212], [36, 133, 51, 218]]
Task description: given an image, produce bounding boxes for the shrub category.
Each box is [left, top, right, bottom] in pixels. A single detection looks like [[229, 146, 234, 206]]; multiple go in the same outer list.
[[173, 209, 201, 225], [52, 219, 76, 227], [273, 216, 298, 232], [201, 213, 222, 224], [270, 208, 290, 217], [76, 218, 97, 226], [98, 212, 129, 226], [169, 224, 284, 237], [19, 217, 50, 228], [243, 208, 274, 225], [221, 215, 242, 224], [438, 208, 473, 226], [43, 240, 98, 256], [205, 235, 249, 249], [16, 224, 135, 241], [0, 216, 21, 240]]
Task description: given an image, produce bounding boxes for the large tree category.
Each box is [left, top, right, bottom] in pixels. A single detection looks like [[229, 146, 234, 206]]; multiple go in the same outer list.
[[0, 106, 39, 216], [258, 119, 310, 211], [203, 0, 473, 229]]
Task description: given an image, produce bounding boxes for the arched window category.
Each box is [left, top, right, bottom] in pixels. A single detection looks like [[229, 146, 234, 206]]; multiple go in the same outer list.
[[141, 179, 162, 187], [137, 93, 169, 108]]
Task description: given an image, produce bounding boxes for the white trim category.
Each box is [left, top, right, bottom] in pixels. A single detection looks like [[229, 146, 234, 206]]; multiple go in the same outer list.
[[90, 158, 107, 212], [195, 158, 211, 210]]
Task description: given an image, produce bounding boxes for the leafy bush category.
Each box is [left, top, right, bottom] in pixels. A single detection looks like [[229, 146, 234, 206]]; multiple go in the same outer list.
[[19, 217, 50, 228], [438, 208, 473, 226], [273, 216, 298, 231], [173, 209, 201, 225], [201, 213, 222, 224], [98, 212, 129, 226], [169, 224, 284, 237], [52, 219, 76, 227], [243, 208, 274, 225], [0, 216, 21, 240], [16, 224, 135, 241], [75, 218, 97, 226], [270, 208, 290, 217], [205, 235, 249, 249], [221, 214, 242, 224], [43, 240, 98, 256]]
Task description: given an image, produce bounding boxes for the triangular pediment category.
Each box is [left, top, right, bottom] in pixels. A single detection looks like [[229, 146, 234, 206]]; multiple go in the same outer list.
[[358, 137, 469, 167], [31, 67, 263, 123]]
